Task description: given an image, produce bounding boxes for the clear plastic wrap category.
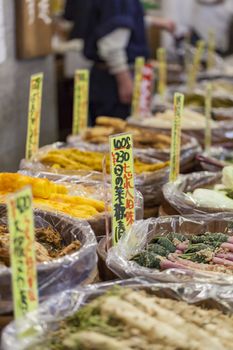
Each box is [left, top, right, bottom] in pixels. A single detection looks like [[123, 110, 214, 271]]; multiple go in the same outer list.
[[67, 131, 201, 166], [128, 115, 233, 149], [212, 107, 233, 121], [197, 147, 233, 172], [19, 142, 168, 210], [0, 205, 97, 314], [169, 80, 233, 108], [2, 276, 233, 350], [18, 170, 144, 225], [107, 214, 233, 285], [162, 171, 228, 215], [184, 121, 233, 148]]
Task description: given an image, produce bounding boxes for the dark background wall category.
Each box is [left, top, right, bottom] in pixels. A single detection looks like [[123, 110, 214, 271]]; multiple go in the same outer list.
[[0, 0, 58, 171]]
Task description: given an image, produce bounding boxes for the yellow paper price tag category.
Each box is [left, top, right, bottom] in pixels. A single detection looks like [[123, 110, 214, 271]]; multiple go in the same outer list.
[[26, 73, 43, 160], [132, 57, 145, 118], [188, 40, 205, 90], [7, 187, 38, 321], [207, 31, 215, 71], [157, 48, 167, 99], [169, 93, 184, 182], [205, 83, 212, 153], [109, 133, 135, 245], [72, 69, 89, 135]]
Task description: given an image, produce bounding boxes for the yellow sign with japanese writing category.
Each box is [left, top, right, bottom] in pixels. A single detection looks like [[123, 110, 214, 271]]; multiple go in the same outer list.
[[157, 48, 167, 99], [72, 69, 89, 135], [169, 93, 184, 182], [132, 57, 145, 118], [109, 133, 135, 245], [205, 83, 212, 153], [7, 187, 38, 320], [188, 40, 205, 90], [207, 31, 215, 71], [25, 73, 43, 160]]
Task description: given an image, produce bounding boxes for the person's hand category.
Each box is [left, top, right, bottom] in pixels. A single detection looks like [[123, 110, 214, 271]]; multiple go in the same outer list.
[[115, 70, 134, 104], [163, 19, 176, 34], [147, 16, 176, 34], [159, 18, 176, 34]]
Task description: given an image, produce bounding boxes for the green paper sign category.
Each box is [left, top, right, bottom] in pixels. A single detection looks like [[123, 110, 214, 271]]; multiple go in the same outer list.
[[7, 187, 38, 321], [109, 133, 135, 245]]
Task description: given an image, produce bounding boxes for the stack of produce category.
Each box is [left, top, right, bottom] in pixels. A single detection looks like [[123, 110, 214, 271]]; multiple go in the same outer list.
[[0, 173, 107, 221], [71, 116, 181, 150], [129, 108, 217, 130], [38, 148, 169, 174], [162, 166, 233, 215], [133, 231, 233, 274], [198, 147, 233, 172], [28, 145, 169, 216], [188, 166, 233, 211], [0, 224, 81, 267], [0, 210, 97, 314], [185, 79, 233, 111], [68, 116, 200, 170], [128, 107, 233, 148], [7, 286, 233, 350], [106, 215, 233, 284]]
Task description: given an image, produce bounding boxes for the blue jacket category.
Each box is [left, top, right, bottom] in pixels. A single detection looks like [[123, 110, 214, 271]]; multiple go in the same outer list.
[[83, 0, 149, 63], [64, 0, 92, 39]]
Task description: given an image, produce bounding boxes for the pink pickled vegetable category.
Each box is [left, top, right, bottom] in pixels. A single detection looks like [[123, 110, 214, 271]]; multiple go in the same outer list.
[[176, 243, 189, 251], [168, 254, 233, 272], [160, 259, 186, 270], [213, 257, 233, 266], [221, 242, 233, 252], [215, 253, 233, 261]]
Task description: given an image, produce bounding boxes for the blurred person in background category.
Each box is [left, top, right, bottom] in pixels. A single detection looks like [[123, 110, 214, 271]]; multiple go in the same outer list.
[[64, 0, 175, 124], [190, 0, 233, 56], [162, 0, 233, 60]]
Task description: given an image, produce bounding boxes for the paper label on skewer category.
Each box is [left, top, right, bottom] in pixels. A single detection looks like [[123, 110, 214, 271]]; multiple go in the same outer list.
[[205, 83, 212, 153], [109, 133, 135, 245], [188, 40, 205, 90], [157, 48, 167, 99], [207, 31, 215, 71], [26, 73, 43, 160], [72, 69, 89, 135], [169, 93, 184, 182], [7, 187, 38, 321], [132, 57, 145, 118]]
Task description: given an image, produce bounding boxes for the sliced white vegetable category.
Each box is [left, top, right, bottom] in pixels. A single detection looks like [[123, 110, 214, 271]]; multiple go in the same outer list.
[[192, 189, 233, 209]]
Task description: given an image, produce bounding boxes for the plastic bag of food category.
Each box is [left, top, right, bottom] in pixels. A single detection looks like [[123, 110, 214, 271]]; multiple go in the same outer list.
[[107, 214, 233, 285], [128, 110, 233, 148], [18, 170, 144, 226], [169, 79, 233, 108], [2, 276, 233, 350], [0, 172, 112, 237], [20, 143, 169, 210], [197, 147, 233, 172], [212, 107, 233, 121], [162, 171, 230, 215], [0, 206, 97, 314], [68, 134, 201, 173]]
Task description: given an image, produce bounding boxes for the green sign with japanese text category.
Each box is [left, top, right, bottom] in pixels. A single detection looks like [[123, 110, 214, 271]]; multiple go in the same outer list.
[[26, 73, 43, 160], [7, 187, 38, 321], [72, 69, 89, 135], [109, 133, 135, 245], [169, 93, 184, 182]]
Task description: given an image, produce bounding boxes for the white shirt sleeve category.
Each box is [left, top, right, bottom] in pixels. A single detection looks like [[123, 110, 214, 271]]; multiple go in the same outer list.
[[97, 28, 131, 74]]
